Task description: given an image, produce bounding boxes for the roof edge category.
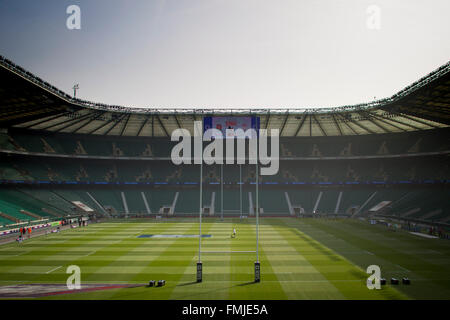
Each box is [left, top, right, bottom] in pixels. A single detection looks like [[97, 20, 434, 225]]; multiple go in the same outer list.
[[1, 54, 449, 115]]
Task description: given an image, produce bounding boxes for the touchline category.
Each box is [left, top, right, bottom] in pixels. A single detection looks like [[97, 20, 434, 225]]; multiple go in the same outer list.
[[170, 121, 279, 176]]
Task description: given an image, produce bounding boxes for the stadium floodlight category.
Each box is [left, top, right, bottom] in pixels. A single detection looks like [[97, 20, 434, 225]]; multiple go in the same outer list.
[[72, 84, 79, 98]]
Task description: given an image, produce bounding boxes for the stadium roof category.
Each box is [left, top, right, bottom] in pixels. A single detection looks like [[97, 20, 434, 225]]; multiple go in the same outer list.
[[0, 55, 449, 137]]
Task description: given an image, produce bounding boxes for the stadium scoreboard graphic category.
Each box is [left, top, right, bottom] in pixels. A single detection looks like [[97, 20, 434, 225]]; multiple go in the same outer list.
[[203, 116, 260, 138]]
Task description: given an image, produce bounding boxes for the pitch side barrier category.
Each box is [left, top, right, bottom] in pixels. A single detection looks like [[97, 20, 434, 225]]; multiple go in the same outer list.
[[372, 214, 450, 229], [0, 218, 106, 245]]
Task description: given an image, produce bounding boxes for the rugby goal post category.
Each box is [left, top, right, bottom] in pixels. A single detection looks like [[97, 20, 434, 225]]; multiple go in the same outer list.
[[195, 120, 260, 283]]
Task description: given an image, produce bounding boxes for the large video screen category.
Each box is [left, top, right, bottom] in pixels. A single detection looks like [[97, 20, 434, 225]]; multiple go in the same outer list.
[[203, 116, 260, 138]]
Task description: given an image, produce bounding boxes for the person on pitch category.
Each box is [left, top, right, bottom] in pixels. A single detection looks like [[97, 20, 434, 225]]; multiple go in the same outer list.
[[231, 228, 237, 238]]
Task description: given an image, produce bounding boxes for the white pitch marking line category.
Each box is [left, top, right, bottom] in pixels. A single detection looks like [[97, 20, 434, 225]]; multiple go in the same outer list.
[[365, 251, 374, 255], [0, 251, 28, 257], [85, 250, 97, 257], [46, 266, 62, 274], [13, 251, 28, 257], [395, 264, 410, 272]]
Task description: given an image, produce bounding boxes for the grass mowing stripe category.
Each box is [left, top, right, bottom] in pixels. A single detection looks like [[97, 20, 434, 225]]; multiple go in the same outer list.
[[276, 219, 407, 300], [40, 222, 180, 300], [170, 221, 232, 300], [2, 218, 449, 300], [236, 223, 288, 300], [294, 219, 450, 299], [0, 227, 91, 282], [267, 223, 345, 299], [6, 222, 146, 285], [104, 222, 209, 300]]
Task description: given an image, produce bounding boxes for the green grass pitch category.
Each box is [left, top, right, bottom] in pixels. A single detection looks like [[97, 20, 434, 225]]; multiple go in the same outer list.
[[0, 218, 449, 299]]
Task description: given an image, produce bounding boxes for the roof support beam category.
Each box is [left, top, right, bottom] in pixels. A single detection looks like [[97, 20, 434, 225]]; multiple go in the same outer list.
[[407, 101, 450, 114], [151, 115, 154, 137], [358, 111, 391, 133], [279, 113, 289, 136], [55, 111, 103, 133], [88, 114, 124, 135], [136, 116, 149, 137], [357, 111, 389, 133], [417, 104, 450, 115], [175, 114, 182, 129], [365, 111, 407, 132], [0, 110, 64, 128], [397, 103, 449, 125], [332, 113, 343, 136], [156, 114, 169, 137], [103, 114, 127, 135], [371, 111, 422, 130], [393, 112, 440, 129], [22, 111, 71, 129], [335, 113, 358, 135], [345, 114, 375, 134], [294, 112, 308, 136], [312, 114, 327, 136], [70, 111, 107, 134], [40, 111, 93, 131], [2, 105, 47, 118], [119, 114, 131, 136], [309, 115, 312, 136]]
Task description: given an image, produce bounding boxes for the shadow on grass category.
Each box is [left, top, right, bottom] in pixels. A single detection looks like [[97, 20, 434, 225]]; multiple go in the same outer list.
[[177, 280, 257, 288], [173, 280, 258, 299], [176, 281, 198, 287], [233, 281, 256, 287]]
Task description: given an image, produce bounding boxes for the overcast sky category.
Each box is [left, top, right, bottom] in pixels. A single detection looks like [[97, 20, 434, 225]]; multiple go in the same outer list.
[[0, 0, 449, 109]]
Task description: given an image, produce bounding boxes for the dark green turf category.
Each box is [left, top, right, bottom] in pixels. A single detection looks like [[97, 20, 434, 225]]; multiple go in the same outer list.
[[0, 218, 448, 299]]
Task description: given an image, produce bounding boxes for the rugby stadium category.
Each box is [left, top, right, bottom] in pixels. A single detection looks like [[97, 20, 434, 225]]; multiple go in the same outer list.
[[0, 54, 449, 300]]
